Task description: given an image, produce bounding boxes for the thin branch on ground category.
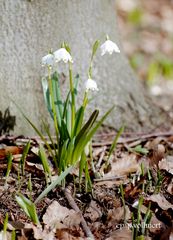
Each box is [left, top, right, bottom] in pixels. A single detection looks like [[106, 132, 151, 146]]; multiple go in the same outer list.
[[63, 187, 94, 239]]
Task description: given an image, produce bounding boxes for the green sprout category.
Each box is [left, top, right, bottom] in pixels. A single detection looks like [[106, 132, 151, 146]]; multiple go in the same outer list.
[[132, 197, 152, 240], [34, 166, 73, 204], [20, 140, 30, 175], [154, 170, 164, 194], [3, 212, 8, 234], [16, 194, 39, 225], [105, 126, 124, 168], [120, 183, 126, 222], [5, 153, 13, 187], [11, 230, 16, 240], [129, 145, 149, 155], [27, 174, 33, 201], [38, 144, 52, 184]]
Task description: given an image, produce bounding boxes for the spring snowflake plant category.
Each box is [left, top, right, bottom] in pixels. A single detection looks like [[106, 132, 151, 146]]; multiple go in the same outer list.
[[40, 37, 120, 189], [21, 37, 120, 201]]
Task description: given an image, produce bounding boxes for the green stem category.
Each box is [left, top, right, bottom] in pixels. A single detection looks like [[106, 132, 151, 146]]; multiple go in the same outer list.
[[48, 67, 59, 143], [69, 62, 75, 135], [82, 91, 88, 108], [120, 184, 126, 223]]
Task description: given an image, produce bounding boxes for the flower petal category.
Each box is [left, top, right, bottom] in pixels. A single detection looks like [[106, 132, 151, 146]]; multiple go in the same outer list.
[[54, 48, 73, 63], [100, 39, 120, 56], [41, 54, 54, 67], [85, 78, 99, 92]]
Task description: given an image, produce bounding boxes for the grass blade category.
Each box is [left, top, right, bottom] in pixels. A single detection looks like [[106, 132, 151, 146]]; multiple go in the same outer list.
[[73, 106, 84, 136], [79, 151, 86, 186], [20, 140, 30, 175], [39, 144, 51, 177], [75, 109, 99, 146], [34, 166, 73, 204], [107, 126, 124, 161], [5, 153, 13, 181]]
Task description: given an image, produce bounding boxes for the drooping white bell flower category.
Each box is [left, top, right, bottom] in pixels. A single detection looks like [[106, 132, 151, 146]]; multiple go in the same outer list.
[[41, 53, 54, 67], [54, 48, 73, 63], [100, 39, 120, 56], [85, 78, 99, 92]]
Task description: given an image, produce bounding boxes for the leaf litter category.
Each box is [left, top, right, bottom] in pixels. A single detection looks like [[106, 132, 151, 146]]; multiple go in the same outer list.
[[0, 129, 173, 239]]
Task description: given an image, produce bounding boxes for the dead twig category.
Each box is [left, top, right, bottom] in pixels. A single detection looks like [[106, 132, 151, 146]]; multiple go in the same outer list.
[[93, 131, 173, 147], [95, 146, 107, 170], [95, 130, 173, 138], [94, 175, 126, 182], [63, 187, 94, 239]]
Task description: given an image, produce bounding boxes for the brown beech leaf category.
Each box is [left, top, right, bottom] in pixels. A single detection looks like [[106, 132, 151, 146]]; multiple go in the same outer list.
[[0, 146, 23, 160], [105, 227, 132, 240], [146, 194, 173, 210], [107, 206, 131, 225], [149, 215, 163, 235], [32, 225, 55, 240], [84, 200, 101, 222], [43, 201, 81, 229], [104, 153, 140, 177], [56, 229, 85, 240], [150, 144, 165, 167], [159, 157, 173, 174]]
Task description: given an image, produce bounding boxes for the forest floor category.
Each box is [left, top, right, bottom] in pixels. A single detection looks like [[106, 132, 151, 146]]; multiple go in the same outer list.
[[0, 0, 173, 240], [0, 132, 173, 240]]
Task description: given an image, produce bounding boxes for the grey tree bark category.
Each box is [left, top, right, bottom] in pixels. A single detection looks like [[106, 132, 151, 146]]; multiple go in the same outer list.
[[0, 0, 167, 136]]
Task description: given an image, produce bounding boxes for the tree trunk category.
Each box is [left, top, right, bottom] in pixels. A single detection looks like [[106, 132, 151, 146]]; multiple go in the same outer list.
[[0, 0, 167, 135]]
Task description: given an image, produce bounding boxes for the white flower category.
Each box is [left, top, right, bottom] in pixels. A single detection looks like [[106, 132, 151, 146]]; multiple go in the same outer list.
[[54, 48, 73, 63], [132, 200, 139, 208], [100, 39, 120, 56], [85, 78, 99, 92], [41, 53, 54, 67]]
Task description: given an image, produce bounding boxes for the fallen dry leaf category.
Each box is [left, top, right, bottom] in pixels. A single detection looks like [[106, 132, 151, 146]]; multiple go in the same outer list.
[[84, 200, 101, 222], [0, 146, 23, 160], [107, 206, 131, 225], [56, 229, 85, 240], [43, 201, 81, 229], [105, 227, 132, 240], [146, 194, 173, 210], [104, 153, 140, 178], [159, 157, 173, 174], [32, 225, 55, 240], [149, 215, 163, 235], [150, 144, 165, 167]]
